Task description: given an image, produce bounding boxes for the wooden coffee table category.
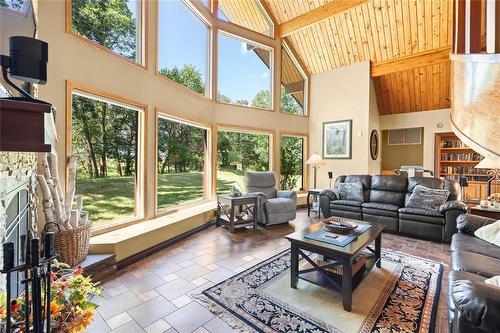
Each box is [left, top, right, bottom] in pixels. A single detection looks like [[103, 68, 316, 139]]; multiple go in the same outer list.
[[285, 221, 385, 311]]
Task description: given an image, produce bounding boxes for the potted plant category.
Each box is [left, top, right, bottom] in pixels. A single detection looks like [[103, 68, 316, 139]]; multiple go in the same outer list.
[[0, 265, 101, 333]]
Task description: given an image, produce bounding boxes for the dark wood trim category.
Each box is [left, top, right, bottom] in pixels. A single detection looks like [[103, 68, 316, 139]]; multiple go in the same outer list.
[[469, 0, 483, 53], [456, 0, 466, 54], [115, 221, 216, 270]]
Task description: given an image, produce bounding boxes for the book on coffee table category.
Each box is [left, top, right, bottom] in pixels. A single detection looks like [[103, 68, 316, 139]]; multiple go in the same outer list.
[[316, 253, 366, 276]]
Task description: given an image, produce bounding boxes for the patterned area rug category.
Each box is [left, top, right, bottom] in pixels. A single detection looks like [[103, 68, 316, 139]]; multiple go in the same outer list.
[[198, 249, 442, 333]]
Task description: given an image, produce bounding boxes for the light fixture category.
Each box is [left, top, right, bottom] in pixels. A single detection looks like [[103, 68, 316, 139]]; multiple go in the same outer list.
[[306, 153, 325, 189], [476, 156, 500, 197]]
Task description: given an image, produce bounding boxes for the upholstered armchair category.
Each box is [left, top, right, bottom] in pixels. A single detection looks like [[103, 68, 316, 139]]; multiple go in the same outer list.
[[244, 172, 297, 226]]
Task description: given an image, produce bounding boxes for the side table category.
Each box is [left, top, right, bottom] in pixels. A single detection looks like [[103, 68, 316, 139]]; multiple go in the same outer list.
[[307, 189, 324, 217], [469, 204, 500, 219], [217, 195, 258, 232]]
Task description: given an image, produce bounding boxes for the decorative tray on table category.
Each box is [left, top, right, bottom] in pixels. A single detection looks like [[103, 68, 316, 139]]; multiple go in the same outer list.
[[322, 217, 358, 234]]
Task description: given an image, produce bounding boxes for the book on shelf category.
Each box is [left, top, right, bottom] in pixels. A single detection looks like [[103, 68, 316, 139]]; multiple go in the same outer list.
[[440, 140, 468, 148], [440, 152, 481, 161]]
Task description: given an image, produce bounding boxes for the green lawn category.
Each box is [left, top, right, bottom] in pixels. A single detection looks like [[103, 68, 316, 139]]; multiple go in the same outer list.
[[77, 170, 249, 227]]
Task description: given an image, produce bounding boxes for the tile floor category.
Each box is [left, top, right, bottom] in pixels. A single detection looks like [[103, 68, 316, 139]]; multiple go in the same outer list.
[[85, 210, 451, 333]]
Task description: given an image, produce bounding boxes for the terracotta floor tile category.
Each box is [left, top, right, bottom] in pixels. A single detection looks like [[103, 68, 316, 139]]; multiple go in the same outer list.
[[91, 210, 452, 333], [127, 296, 177, 328], [97, 290, 143, 320], [164, 301, 214, 333]]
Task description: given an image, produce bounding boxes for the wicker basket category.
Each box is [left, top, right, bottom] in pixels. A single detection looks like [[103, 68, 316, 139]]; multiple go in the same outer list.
[[45, 222, 91, 267]]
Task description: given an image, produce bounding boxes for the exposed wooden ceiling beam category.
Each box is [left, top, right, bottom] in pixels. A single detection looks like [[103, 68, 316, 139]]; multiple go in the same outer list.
[[278, 0, 369, 37], [371, 47, 451, 77]]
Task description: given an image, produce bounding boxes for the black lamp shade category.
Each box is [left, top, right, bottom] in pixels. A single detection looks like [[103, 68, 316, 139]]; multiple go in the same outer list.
[[9, 36, 48, 84]]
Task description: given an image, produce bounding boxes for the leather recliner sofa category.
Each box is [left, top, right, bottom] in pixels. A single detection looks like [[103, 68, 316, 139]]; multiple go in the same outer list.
[[319, 175, 468, 242], [448, 214, 500, 333]]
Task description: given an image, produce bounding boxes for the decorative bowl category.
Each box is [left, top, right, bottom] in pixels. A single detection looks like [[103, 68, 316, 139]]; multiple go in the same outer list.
[[322, 217, 358, 234]]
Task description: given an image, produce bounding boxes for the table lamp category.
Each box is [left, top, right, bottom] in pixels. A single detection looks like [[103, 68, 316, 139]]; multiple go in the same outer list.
[[476, 156, 500, 197], [306, 154, 325, 189]]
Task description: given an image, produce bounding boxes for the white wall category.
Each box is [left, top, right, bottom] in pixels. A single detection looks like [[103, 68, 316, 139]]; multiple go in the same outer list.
[[379, 109, 452, 172], [309, 61, 372, 188], [368, 79, 381, 175]]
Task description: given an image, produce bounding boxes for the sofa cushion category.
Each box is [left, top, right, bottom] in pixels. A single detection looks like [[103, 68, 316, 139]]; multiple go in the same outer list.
[[474, 220, 500, 247], [398, 207, 443, 217], [451, 233, 500, 260], [337, 182, 364, 201], [362, 202, 400, 211], [398, 207, 444, 225], [406, 185, 450, 210], [368, 175, 407, 207], [265, 198, 295, 214], [332, 200, 363, 207], [452, 250, 500, 278], [335, 175, 372, 201], [331, 200, 362, 213]]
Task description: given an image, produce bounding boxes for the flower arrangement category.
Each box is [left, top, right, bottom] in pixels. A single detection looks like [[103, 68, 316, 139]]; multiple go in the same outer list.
[[487, 193, 500, 203], [0, 264, 101, 333]]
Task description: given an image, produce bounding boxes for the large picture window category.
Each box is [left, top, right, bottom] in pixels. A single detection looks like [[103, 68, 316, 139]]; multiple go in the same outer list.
[[217, 128, 272, 193], [69, 87, 145, 229], [69, 0, 145, 65], [157, 0, 210, 96], [217, 32, 273, 109], [281, 44, 307, 115], [280, 135, 306, 191], [156, 113, 210, 213]]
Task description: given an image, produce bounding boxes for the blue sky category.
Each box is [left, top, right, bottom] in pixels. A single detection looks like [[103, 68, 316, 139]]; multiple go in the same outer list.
[[156, 0, 270, 103]]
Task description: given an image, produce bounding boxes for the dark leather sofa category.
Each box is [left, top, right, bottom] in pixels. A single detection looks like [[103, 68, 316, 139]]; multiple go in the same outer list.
[[319, 175, 468, 242], [448, 214, 500, 333]]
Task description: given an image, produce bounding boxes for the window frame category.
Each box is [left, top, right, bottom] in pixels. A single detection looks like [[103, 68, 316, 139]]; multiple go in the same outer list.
[[279, 132, 308, 193], [216, 30, 275, 112], [154, 108, 213, 217], [65, 81, 147, 236], [280, 42, 309, 117], [154, 0, 213, 100], [65, 0, 148, 69], [214, 124, 275, 195]]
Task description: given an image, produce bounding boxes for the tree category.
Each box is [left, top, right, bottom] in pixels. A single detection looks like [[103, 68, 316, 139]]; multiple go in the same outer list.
[[280, 136, 303, 190], [159, 65, 205, 95], [251, 90, 270, 109], [0, 0, 23, 10], [71, 0, 137, 60]]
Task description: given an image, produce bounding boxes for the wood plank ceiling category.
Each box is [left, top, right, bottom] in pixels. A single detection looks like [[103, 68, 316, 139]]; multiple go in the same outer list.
[[258, 0, 453, 115]]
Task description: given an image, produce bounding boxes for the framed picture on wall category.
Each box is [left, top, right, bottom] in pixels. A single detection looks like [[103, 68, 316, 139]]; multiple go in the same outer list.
[[323, 120, 352, 159]]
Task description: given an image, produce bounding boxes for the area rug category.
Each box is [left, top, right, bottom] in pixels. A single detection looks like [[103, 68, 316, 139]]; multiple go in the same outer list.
[[198, 249, 442, 333]]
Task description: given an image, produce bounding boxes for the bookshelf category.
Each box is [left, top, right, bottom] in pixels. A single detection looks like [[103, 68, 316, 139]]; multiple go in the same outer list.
[[434, 132, 488, 202]]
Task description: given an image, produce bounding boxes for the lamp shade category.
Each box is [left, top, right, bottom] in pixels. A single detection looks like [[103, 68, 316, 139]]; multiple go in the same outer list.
[[475, 156, 500, 169], [306, 154, 325, 166]]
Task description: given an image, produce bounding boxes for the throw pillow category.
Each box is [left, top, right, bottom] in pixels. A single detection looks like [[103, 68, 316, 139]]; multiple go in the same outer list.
[[474, 220, 500, 247], [337, 182, 364, 202], [485, 276, 500, 288], [406, 185, 450, 210]]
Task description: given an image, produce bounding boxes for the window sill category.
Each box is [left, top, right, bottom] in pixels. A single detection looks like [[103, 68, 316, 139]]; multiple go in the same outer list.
[[90, 201, 216, 262]]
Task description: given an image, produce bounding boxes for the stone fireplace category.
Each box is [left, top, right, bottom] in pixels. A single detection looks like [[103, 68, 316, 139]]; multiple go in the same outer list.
[[0, 152, 38, 294]]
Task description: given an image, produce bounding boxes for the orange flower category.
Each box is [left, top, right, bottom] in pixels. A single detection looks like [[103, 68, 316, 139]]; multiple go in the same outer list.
[[50, 272, 58, 281], [50, 300, 64, 318], [0, 306, 6, 319], [74, 267, 84, 276]]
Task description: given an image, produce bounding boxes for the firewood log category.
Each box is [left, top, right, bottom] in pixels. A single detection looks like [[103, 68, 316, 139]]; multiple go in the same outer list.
[[47, 153, 67, 221], [65, 156, 78, 220], [37, 175, 63, 231]]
